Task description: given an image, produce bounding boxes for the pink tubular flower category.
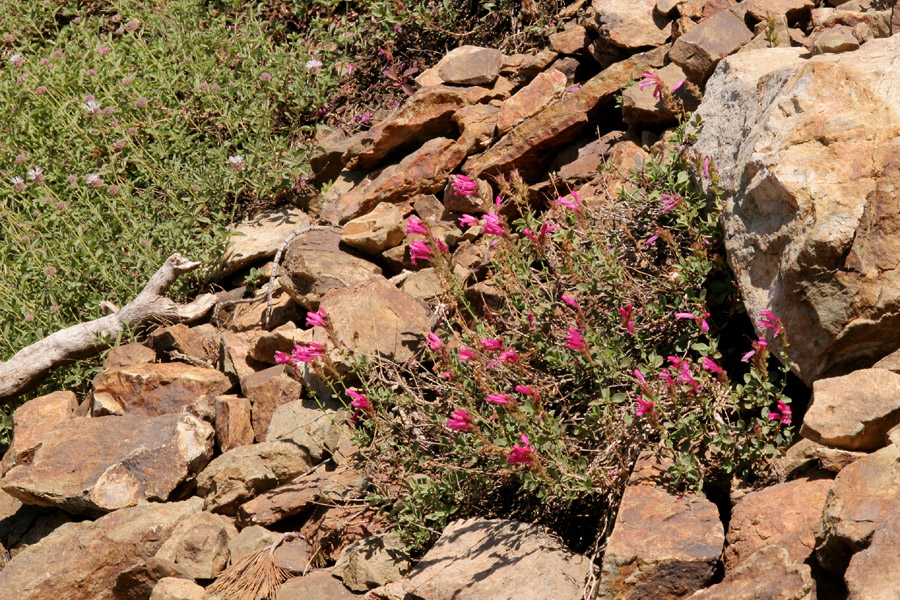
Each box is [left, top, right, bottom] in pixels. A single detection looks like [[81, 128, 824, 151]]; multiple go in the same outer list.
[[768, 399, 792, 425], [306, 308, 328, 328], [405, 216, 428, 236], [634, 396, 655, 417], [451, 174, 478, 196], [480, 338, 504, 351], [564, 327, 587, 352], [522, 228, 537, 242], [561, 295, 580, 310], [426, 332, 444, 351], [445, 408, 473, 432], [291, 343, 324, 364], [554, 192, 582, 212], [633, 368, 647, 385], [620, 304, 634, 335], [660, 193, 681, 211], [675, 312, 696, 322], [459, 213, 479, 228], [639, 72, 664, 98], [274, 351, 291, 364], [702, 156, 710, 180], [515, 384, 537, 396], [482, 212, 505, 235], [408, 240, 432, 265], [486, 393, 511, 405], [498, 350, 518, 364], [458, 347, 475, 361], [700, 357, 724, 376], [507, 433, 536, 465], [758, 310, 783, 335], [346, 388, 372, 411], [658, 371, 674, 387], [646, 234, 660, 245]]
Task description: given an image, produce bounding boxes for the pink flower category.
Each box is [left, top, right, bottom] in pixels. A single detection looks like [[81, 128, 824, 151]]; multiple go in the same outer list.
[[96, 46, 111, 56], [346, 388, 372, 411], [564, 328, 587, 352], [133, 97, 149, 108], [634, 396, 655, 417], [658, 371, 674, 387], [554, 193, 582, 212], [274, 351, 291, 364], [758, 310, 783, 335], [633, 369, 647, 385], [459, 214, 479, 228], [700, 357, 724, 376], [291, 343, 324, 363], [702, 156, 710, 180], [482, 212, 505, 235], [675, 312, 696, 322], [660, 193, 680, 211], [406, 216, 428, 236], [427, 332, 444, 351], [620, 304, 634, 335], [486, 393, 511, 405], [306, 309, 328, 328], [561, 295, 580, 310], [458, 348, 475, 361], [498, 350, 518, 364], [125, 19, 140, 32], [741, 350, 756, 363], [639, 72, 664, 98], [522, 228, 537, 242], [451, 174, 478, 196], [515, 385, 537, 396], [445, 409, 473, 432], [507, 433, 536, 465], [408, 240, 432, 265], [480, 338, 504, 351], [646, 234, 659, 245], [768, 400, 792, 425]]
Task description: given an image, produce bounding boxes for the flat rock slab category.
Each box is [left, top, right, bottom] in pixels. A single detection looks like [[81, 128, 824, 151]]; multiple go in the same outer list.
[[1, 414, 214, 515], [277, 570, 359, 600], [0, 497, 202, 600], [0, 390, 77, 475], [815, 442, 900, 573], [593, 0, 672, 49], [401, 518, 589, 600], [801, 368, 900, 451], [436, 46, 503, 86], [689, 546, 814, 600], [333, 533, 411, 592], [221, 205, 311, 277]]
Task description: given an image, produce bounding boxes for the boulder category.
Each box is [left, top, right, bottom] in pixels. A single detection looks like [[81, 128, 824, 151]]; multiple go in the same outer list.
[[340, 202, 406, 255], [593, 0, 672, 49], [277, 227, 382, 309], [496, 68, 568, 136], [155, 511, 237, 579], [669, 8, 754, 82], [241, 365, 304, 442], [196, 440, 314, 514], [91, 363, 231, 417], [0, 390, 77, 476], [277, 570, 358, 600], [112, 558, 192, 600], [149, 578, 205, 600], [402, 518, 589, 600], [815, 442, 900, 573], [697, 37, 900, 385], [596, 454, 724, 599], [801, 369, 900, 451], [104, 342, 158, 369], [811, 26, 860, 55], [1, 414, 214, 515], [0, 498, 202, 600], [214, 395, 254, 452], [266, 400, 348, 463], [549, 24, 590, 55], [688, 546, 814, 600], [220, 205, 310, 277], [148, 324, 208, 363], [333, 533, 411, 592], [435, 46, 503, 86], [724, 475, 833, 570], [843, 512, 900, 600]]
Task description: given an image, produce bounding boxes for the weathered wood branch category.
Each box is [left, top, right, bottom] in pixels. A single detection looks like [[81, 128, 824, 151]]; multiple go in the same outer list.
[[0, 253, 216, 403]]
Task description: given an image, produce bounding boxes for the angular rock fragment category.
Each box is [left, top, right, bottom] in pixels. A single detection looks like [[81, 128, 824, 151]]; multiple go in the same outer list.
[[155, 510, 237, 579], [669, 9, 754, 82], [593, 0, 672, 49], [0, 390, 77, 476], [333, 533, 411, 592], [689, 546, 814, 600]]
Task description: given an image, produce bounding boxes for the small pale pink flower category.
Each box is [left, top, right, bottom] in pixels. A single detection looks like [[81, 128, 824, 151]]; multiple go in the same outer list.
[[426, 332, 444, 351], [458, 348, 475, 361], [133, 97, 149, 108], [125, 19, 140, 32], [458, 213, 479, 228]]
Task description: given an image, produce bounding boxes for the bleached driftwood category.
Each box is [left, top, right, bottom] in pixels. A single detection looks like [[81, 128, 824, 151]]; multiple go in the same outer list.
[[0, 253, 216, 402]]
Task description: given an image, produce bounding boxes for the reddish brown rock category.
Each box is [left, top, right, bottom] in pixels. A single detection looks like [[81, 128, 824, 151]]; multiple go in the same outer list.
[[689, 546, 814, 600], [593, 0, 672, 49], [333, 533, 411, 592], [724, 476, 833, 571], [242, 365, 304, 442], [435, 46, 503, 86], [214, 395, 254, 452], [325, 137, 468, 224], [220, 330, 259, 389], [549, 24, 590, 55], [340, 202, 406, 255], [343, 87, 467, 171], [249, 325, 312, 365], [496, 69, 568, 136], [1, 414, 214, 515], [801, 369, 900, 452], [228, 284, 302, 332], [0, 391, 77, 476], [104, 342, 157, 370], [745, 0, 815, 22], [277, 227, 382, 308], [596, 454, 724, 599], [149, 323, 208, 362], [811, 26, 860, 55], [844, 512, 900, 600], [92, 362, 231, 417], [453, 104, 499, 154], [463, 46, 666, 180], [150, 577, 205, 600], [622, 63, 697, 126], [815, 442, 900, 573], [111, 557, 192, 600], [0, 498, 202, 600], [679, 0, 738, 19], [301, 505, 387, 562], [669, 9, 754, 82], [155, 510, 238, 579], [443, 176, 494, 214], [277, 570, 359, 600]]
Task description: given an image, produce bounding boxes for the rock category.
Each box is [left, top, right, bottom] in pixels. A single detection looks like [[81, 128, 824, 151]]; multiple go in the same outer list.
[[496, 68, 568, 136], [739, 14, 792, 53], [724, 476, 833, 571], [463, 46, 666, 180], [745, 0, 815, 22], [549, 24, 590, 55], [1, 414, 214, 515], [695, 37, 900, 385], [621, 63, 696, 126], [435, 46, 503, 86], [333, 534, 411, 592], [266, 400, 348, 463], [92, 363, 231, 417], [815, 442, 900, 573], [507, 48, 559, 85], [402, 518, 589, 600], [277, 227, 382, 309], [593, 0, 672, 49], [549, 131, 629, 184], [196, 440, 314, 515], [272, 537, 311, 574], [227, 524, 280, 562], [777, 438, 866, 476], [680, 0, 739, 19], [214, 395, 254, 452], [242, 365, 304, 442], [801, 369, 900, 451], [811, 26, 860, 54], [443, 176, 493, 214], [343, 87, 467, 171], [227, 284, 302, 332], [220, 205, 310, 277], [596, 454, 724, 599], [844, 512, 900, 600], [112, 558, 192, 600], [220, 331, 258, 390], [548, 56, 580, 85], [0, 390, 77, 476], [300, 505, 386, 562], [155, 511, 237, 579], [453, 104, 499, 153], [149, 577, 205, 600], [400, 268, 444, 301], [689, 546, 814, 600], [149, 324, 208, 363], [0, 498, 202, 600], [669, 9, 754, 82], [311, 129, 354, 185], [657, 0, 685, 15], [277, 570, 359, 600], [340, 202, 406, 255], [249, 325, 310, 365], [324, 137, 468, 224], [314, 275, 430, 363], [104, 342, 158, 369]]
